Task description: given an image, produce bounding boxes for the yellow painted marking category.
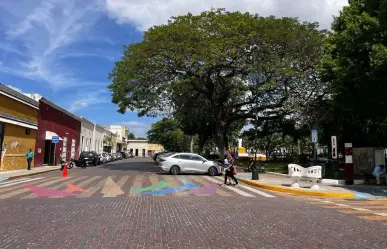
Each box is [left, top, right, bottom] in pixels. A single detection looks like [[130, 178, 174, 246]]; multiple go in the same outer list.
[[339, 210, 387, 214], [0, 177, 67, 200], [322, 205, 387, 209], [101, 176, 124, 197], [78, 177, 115, 198], [0, 177, 56, 194], [129, 175, 143, 196], [359, 216, 387, 221]]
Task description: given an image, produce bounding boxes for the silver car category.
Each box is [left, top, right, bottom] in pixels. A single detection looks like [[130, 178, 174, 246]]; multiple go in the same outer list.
[[158, 152, 222, 176]]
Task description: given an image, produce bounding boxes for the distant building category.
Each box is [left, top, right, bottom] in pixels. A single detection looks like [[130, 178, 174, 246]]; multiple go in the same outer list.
[[127, 140, 164, 157], [105, 125, 128, 152]]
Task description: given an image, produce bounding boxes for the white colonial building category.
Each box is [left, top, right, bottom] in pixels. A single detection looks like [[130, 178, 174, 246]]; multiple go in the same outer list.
[[105, 125, 128, 152], [93, 124, 105, 154], [127, 140, 164, 157], [79, 117, 94, 154]]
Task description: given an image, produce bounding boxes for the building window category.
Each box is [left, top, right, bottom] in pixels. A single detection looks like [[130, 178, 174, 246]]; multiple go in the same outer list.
[[62, 137, 68, 161], [25, 128, 31, 135], [71, 139, 76, 159]]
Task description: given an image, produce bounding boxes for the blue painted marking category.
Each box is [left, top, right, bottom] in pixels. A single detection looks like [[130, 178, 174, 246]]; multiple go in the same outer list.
[[352, 191, 385, 199], [0, 177, 8, 183], [141, 180, 198, 195]]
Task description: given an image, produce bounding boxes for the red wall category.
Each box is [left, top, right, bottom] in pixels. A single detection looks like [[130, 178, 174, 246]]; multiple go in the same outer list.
[[34, 101, 81, 166]]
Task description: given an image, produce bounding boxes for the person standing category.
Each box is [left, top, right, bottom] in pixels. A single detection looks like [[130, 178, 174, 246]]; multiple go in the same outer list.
[[26, 148, 34, 170]]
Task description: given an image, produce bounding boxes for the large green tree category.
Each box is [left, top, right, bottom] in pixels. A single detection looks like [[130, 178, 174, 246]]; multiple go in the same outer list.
[[147, 118, 189, 152], [321, 0, 387, 146], [108, 9, 327, 158]]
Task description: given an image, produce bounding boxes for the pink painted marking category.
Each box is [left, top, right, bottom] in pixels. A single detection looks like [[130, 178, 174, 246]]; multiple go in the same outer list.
[[185, 184, 218, 195], [26, 185, 78, 197]]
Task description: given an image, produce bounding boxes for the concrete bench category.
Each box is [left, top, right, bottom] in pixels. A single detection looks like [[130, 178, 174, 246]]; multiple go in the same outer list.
[[288, 164, 322, 189]]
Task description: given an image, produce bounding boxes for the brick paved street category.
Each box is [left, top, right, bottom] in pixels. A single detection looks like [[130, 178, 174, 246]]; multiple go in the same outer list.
[[0, 158, 387, 249]]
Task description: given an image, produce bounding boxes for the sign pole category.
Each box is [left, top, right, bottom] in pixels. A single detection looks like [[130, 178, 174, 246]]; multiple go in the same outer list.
[[344, 143, 354, 185], [311, 129, 318, 165], [53, 143, 56, 166]]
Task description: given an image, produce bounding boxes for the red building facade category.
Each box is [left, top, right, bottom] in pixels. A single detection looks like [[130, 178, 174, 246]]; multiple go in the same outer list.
[[34, 98, 81, 166]]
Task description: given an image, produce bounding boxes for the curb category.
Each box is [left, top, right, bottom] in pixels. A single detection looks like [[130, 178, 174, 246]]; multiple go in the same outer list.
[[4, 168, 60, 181], [239, 178, 355, 198]]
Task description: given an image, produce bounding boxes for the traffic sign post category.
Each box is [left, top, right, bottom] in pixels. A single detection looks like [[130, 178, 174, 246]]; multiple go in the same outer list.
[[52, 136, 60, 166], [311, 130, 318, 165]]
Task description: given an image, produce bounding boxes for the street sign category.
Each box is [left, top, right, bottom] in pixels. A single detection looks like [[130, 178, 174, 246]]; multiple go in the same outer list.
[[331, 136, 337, 159], [52, 136, 60, 144], [311, 129, 318, 143]]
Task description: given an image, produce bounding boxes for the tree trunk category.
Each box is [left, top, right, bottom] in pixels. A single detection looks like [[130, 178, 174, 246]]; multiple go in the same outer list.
[[190, 136, 194, 153], [215, 121, 228, 160]]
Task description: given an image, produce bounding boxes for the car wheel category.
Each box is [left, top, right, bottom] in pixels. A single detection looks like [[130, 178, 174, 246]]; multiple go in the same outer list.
[[208, 166, 218, 176], [94, 160, 97, 166], [170, 165, 180, 175]]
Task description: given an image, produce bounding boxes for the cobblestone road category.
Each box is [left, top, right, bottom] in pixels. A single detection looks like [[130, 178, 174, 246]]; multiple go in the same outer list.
[[0, 158, 386, 249]]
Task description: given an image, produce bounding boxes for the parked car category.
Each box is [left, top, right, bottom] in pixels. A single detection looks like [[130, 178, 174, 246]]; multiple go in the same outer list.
[[79, 151, 100, 166], [120, 152, 127, 159], [104, 153, 112, 162], [99, 153, 108, 164], [158, 152, 222, 176], [116, 153, 122, 160]]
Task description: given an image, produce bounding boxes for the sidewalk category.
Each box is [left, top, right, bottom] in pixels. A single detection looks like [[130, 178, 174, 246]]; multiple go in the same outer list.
[[236, 173, 387, 199], [0, 166, 61, 182]]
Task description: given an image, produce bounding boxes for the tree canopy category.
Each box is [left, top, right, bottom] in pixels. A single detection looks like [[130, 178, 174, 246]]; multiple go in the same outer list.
[[109, 9, 328, 157], [321, 0, 387, 146]]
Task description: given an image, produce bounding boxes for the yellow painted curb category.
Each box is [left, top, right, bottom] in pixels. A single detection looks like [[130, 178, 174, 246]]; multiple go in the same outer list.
[[239, 178, 355, 198]]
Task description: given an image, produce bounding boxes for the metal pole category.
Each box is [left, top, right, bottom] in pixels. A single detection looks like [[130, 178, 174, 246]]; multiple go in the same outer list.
[[53, 143, 56, 166]]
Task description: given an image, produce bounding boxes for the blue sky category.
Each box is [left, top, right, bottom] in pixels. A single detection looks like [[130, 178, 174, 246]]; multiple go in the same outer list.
[[0, 0, 347, 137]]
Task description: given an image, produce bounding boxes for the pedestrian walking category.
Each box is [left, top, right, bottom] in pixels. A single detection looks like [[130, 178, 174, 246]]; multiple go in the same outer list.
[[223, 154, 238, 186], [26, 148, 34, 170]]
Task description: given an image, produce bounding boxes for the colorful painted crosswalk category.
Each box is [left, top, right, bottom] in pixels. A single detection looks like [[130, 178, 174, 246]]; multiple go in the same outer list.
[[0, 174, 276, 200]]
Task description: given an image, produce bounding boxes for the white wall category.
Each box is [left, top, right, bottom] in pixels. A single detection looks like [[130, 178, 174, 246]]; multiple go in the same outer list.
[[127, 140, 149, 157], [80, 119, 94, 155], [93, 126, 105, 154]]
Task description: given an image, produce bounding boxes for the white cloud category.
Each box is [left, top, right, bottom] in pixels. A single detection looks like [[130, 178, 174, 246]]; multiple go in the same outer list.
[[115, 121, 152, 137], [0, 60, 3, 65], [0, 0, 111, 90], [105, 0, 348, 31], [69, 89, 111, 112]]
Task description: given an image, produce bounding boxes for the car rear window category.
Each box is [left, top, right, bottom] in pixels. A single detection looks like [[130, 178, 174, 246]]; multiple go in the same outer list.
[[81, 152, 94, 157]]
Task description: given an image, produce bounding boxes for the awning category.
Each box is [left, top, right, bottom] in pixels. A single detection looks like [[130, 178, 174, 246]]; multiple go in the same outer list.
[[45, 131, 63, 140]]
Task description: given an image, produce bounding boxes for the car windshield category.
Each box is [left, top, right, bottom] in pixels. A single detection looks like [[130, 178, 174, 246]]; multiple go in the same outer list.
[[162, 152, 176, 157], [80, 152, 94, 157]]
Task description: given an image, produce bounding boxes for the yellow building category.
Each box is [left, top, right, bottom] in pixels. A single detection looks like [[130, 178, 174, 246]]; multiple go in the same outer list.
[[0, 84, 39, 171]]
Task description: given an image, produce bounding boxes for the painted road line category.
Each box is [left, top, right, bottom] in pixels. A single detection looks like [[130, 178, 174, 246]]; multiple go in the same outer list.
[[66, 176, 102, 192], [0, 177, 44, 188], [0, 177, 53, 193], [236, 184, 276, 198], [375, 212, 387, 216], [214, 176, 274, 197], [163, 175, 184, 196], [23, 176, 87, 199], [78, 177, 115, 198], [188, 176, 232, 196], [359, 216, 387, 221], [129, 175, 143, 196], [141, 180, 197, 195], [205, 176, 254, 197], [101, 176, 124, 197], [101, 176, 128, 197], [0, 177, 67, 199], [47, 176, 89, 199], [0, 177, 32, 186]]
